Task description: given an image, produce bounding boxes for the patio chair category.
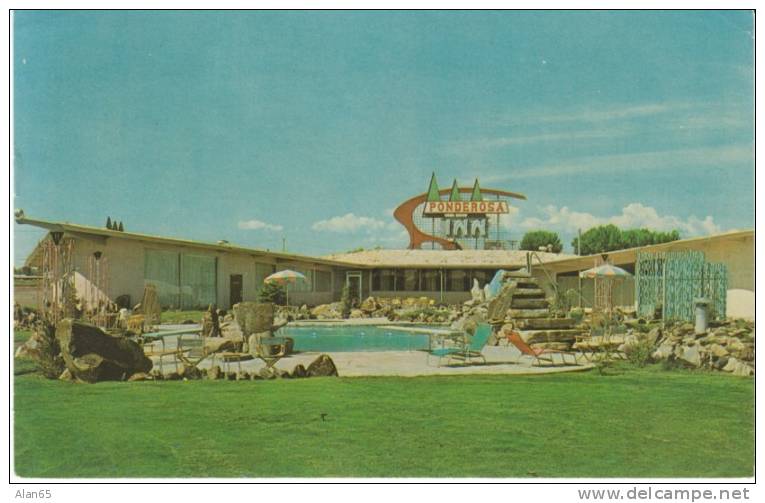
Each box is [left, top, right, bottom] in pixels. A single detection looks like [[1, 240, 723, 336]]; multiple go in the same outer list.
[[505, 329, 581, 367], [176, 331, 209, 368], [427, 323, 493, 366], [251, 335, 290, 377]]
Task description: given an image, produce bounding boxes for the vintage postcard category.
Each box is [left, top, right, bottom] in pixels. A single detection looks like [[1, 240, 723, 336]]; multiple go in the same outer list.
[[10, 9, 755, 487]]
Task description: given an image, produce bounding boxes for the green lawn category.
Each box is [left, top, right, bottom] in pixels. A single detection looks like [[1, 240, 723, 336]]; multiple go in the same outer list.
[[14, 362, 753, 478], [159, 310, 206, 324]]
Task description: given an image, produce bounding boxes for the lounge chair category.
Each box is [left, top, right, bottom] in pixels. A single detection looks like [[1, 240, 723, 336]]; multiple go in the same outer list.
[[505, 329, 581, 366], [428, 323, 493, 366]]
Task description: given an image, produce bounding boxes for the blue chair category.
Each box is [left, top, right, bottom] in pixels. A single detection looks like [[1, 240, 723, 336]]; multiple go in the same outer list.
[[428, 323, 493, 366]]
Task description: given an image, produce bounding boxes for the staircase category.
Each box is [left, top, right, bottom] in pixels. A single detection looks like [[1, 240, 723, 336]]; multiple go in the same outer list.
[[500, 269, 584, 351]]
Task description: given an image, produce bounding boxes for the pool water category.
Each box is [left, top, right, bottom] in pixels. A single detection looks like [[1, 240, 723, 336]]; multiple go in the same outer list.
[[275, 325, 436, 352]]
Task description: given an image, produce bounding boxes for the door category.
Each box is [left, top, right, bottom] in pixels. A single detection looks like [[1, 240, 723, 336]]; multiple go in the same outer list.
[[346, 271, 363, 306], [229, 274, 243, 307]]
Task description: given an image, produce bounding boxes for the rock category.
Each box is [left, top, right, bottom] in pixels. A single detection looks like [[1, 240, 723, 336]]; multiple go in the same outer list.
[[722, 357, 754, 376], [707, 343, 729, 359], [652, 340, 676, 361], [233, 302, 275, 335], [349, 309, 364, 319], [207, 365, 222, 380], [204, 337, 236, 354], [646, 327, 662, 345], [291, 364, 308, 378], [128, 372, 152, 381], [676, 344, 702, 367], [226, 372, 237, 381], [236, 371, 250, 381], [164, 371, 181, 380], [310, 303, 342, 319], [58, 368, 74, 381], [360, 296, 379, 313], [55, 319, 152, 383], [220, 321, 244, 345], [306, 354, 339, 377]]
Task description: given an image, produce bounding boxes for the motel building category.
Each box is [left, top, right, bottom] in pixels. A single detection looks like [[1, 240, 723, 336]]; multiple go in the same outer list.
[[14, 176, 754, 319]]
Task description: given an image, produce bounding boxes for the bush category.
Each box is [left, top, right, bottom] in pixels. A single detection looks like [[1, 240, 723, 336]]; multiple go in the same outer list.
[[32, 321, 65, 379], [623, 335, 655, 367], [258, 282, 286, 305], [340, 285, 351, 319]]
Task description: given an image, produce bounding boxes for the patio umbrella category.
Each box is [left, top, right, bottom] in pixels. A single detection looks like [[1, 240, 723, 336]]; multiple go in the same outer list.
[[578, 264, 632, 279], [579, 263, 632, 331], [264, 270, 307, 306]]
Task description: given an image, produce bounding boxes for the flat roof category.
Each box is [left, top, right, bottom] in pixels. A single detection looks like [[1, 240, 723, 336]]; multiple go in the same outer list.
[[541, 229, 754, 273], [16, 216, 362, 269], [17, 215, 753, 272], [324, 248, 575, 268]]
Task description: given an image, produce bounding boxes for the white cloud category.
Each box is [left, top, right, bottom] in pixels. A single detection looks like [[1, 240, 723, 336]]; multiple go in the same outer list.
[[483, 144, 752, 182], [311, 213, 390, 233], [519, 203, 721, 237], [449, 130, 625, 154], [237, 219, 283, 232]]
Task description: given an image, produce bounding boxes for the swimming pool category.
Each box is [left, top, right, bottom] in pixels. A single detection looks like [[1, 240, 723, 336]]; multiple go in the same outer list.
[[275, 325, 438, 352]]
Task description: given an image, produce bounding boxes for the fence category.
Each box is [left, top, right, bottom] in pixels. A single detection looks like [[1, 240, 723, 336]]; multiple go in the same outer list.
[[636, 251, 727, 322]]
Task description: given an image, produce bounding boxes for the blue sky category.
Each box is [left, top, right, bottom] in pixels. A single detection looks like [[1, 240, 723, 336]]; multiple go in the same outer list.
[[13, 10, 754, 265]]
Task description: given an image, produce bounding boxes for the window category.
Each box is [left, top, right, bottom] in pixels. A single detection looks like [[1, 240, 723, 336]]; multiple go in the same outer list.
[[255, 263, 275, 294], [180, 254, 217, 309], [446, 269, 470, 291], [314, 270, 332, 292], [144, 249, 180, 308], [420, 269, 441, 291], [371, 269, 395, 291], [400, 269, 420, 291]]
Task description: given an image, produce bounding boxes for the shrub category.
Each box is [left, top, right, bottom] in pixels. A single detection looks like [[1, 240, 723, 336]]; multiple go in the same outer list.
[[340, 285, 351, 319], [623, 335, 655, 367], [32, 321, 66, 379], [258, 282, 286, 305]]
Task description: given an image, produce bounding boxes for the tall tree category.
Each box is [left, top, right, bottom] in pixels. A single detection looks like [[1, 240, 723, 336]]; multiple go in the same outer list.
[[520, 230, 563, 253], [572, 225, 680, 255]]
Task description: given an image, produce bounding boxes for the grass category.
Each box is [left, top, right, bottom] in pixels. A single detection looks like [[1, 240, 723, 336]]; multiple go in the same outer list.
[[159, 310, 206, 324], [14, 360, 753, 478]]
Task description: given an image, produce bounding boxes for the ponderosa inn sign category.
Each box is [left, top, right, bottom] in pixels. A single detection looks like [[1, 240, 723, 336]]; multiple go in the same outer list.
[[393, 174, 527, 250], [423, 200, 510, 216]]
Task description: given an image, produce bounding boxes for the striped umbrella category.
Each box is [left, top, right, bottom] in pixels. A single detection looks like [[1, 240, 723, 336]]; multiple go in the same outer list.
[[264, 270, 307, 306], [579, 264, 632, 279]]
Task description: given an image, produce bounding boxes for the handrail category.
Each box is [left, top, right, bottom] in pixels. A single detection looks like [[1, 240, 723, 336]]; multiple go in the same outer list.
[[526, 251, 590, 307]]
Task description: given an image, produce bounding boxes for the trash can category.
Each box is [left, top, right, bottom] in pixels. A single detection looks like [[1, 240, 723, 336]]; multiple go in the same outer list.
[[694, 298, 710, 335]]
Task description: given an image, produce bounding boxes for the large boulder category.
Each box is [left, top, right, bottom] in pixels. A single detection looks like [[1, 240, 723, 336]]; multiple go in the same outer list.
[[360, 296, 379, 313], [306, 354, 339, 377], [56, 319, 152, 382], [233, 302, 274, 335], [675, 343, 702, 368], [722, 357, 755, 376], [310, 303, 341, 319]]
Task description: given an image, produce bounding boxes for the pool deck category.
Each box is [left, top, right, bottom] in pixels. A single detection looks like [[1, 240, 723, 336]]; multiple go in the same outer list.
[[149, 332, 593, 377]]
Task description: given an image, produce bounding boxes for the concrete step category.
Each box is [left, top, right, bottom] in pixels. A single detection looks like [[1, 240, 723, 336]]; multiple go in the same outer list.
[[512, 288, 546, 298], [518, 329, 586, 345], [503, 270, 531, 279], [511, 298, 549, 309], [507, 308, 551, 319], [515, 317, 578, 330]]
